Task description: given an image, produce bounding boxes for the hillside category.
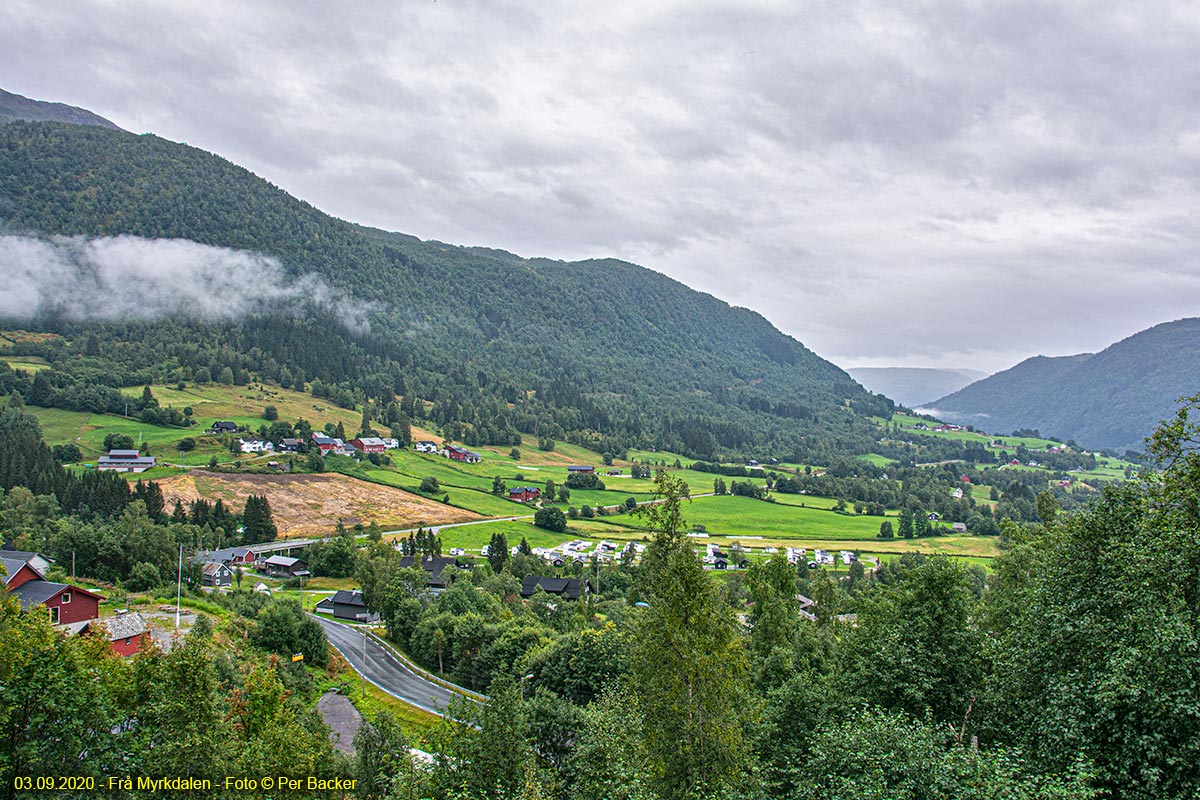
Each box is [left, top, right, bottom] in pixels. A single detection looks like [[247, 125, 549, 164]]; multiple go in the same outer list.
[[848, 367, 987, 408], [0, 116, 891, 460], [0, 88, 121, 129], [923, 318, 1200, 452]]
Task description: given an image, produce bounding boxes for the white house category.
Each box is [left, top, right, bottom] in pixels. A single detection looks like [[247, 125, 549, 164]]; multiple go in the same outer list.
[[239, 438, 275, 454]]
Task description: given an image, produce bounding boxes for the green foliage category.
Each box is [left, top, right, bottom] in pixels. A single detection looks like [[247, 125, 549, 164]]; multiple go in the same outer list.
[[533, 505, 566, 533], [632, 470, 751, 799], [251, 599, 328, 667], [240, 494, 277, 544]]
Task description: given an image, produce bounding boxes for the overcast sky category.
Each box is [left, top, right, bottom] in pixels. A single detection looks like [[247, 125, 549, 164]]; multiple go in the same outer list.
[[4, 0, 1200, 372]]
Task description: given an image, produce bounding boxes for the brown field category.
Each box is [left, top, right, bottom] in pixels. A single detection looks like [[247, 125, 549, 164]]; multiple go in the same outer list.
[[157, 471, 481, 538]]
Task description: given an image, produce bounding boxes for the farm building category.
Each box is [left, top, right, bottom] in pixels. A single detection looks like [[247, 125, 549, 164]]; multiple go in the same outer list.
[[314, 589, 375, 622], [351, 437, 387, 454], [311, 434, 338, 452], [443, 445, 481, 463], [508, 486, 541, 502], [261, 555, 310, 578], [97, 449, 157, 472]]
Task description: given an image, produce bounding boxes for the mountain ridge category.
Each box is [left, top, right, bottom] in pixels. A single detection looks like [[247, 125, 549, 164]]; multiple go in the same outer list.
[[0, 113, 891, 460], [0, 88, 121, 130], [923, 318, 1200, 452]]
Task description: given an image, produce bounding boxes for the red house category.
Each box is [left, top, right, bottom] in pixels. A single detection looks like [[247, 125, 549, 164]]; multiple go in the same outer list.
[[101, 612, 151, 657], [508, 486, 541, 502], [311, 433, 338, 452], [66, 611, 152, 657], [1, 555, 44, 591], [3, 553, 102, 625], [13, 580, 102, 625], [351, 437, 387, 454]]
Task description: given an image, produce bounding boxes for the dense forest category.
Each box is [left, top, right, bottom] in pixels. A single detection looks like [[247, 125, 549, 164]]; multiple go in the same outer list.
[[0, 120, 896, 463]]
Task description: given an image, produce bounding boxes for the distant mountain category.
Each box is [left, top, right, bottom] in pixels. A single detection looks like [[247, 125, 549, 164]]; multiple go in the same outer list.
[[847, 367, 987, 408], [922, 319, 1200, 452], [0, 89, 121, 130], [0, 113, 891, 461]]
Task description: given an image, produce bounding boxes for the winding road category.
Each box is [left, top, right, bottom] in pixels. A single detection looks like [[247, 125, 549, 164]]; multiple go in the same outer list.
[[314, 615, 478, 716]]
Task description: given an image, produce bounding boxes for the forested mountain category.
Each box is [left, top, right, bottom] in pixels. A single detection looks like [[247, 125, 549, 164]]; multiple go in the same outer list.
[[0, 89, 121, 129], [847, 367, 987, 408], [924, 318, 1200, 452], [0, 117, 893, 461]]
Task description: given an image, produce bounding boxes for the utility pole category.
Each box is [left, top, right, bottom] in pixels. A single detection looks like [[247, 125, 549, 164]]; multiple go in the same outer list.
[[175, 544, 182, 629]]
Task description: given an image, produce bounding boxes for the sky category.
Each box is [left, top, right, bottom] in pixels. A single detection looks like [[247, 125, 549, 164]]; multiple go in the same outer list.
[[3, 0, 1200, 373]]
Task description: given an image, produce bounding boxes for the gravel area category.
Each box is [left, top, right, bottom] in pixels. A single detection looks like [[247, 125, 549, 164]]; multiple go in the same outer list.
[[317, 689, 363, 756]]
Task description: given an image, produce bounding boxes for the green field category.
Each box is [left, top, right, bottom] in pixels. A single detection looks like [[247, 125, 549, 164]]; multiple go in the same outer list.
[[415, 520, 576, 552], [681, 494, 900, 540], [1, 356, 51, 373]]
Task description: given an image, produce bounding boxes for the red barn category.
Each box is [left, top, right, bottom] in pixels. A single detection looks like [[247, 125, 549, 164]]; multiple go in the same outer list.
[[351, 437, 387, 454]]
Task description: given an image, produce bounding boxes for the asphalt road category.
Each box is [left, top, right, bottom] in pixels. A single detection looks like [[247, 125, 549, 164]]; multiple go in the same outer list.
[[314, 615, 472, 716]]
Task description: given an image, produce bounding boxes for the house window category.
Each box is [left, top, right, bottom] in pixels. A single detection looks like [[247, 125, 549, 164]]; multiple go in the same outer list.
[[125, 638, 131, 645], [49, 606, 59, 624], [61, 592, 72, 604]]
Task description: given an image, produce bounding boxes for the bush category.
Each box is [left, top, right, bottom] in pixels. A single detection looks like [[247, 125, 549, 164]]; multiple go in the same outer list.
[[420, 476, 440, 493], [534, 506, 567, 532]]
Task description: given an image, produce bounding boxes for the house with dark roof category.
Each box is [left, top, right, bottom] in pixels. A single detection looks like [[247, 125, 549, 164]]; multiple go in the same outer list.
[[397, 555, 468, 590], [209, 421, 239, 435], [1, 555, 46, 592], [192, 547, 255, 567], [261, 555, 310, 578], [566, 465, 594, 474], [520, 575, 589, 600], [12, 580, 102, 625], [200, 561, 234, 587], [277, 438, 304, 453], [1, 550, 54, 575], [443, 445, 482, 463], [508, 486, 541, 502], [311, 433, 338, 452], [314, 589, 375, 621]]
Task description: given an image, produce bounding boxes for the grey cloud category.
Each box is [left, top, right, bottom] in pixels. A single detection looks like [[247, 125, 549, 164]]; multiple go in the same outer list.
[[3, 1, 1200, 373], [0, 235, 367, 332]]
